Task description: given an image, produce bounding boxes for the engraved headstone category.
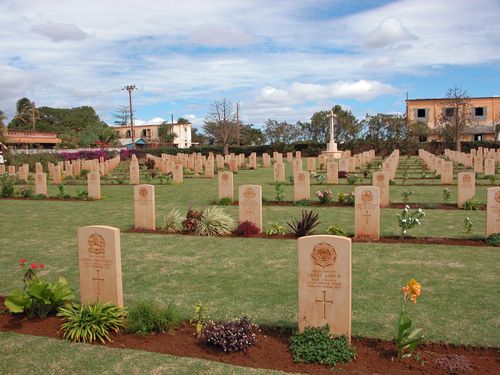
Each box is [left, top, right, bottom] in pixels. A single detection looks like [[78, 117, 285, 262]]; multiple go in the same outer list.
[[218, 171, 234, 201], [298, 235, 351, 340], [239, 185, 263, 231], [52, 166, 61, 184], [457, 172, 475, 208], [486, 187, 500, 237], [88, 172, 101, 200], [354, 186, 380, 240], [274, 162, 285, 183], [173, 164, 183, 183], [294, 171, 310, 201], [326, 162, 338, 184], [35, 173, 47, 197], [134, 184, 156, 230], [77, 225, 123, 306], [372, 172, 389, 207], [307, 157, 316, 172]]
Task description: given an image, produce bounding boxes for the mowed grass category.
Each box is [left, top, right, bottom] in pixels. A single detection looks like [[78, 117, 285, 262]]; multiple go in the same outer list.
[[0, 332, 289, 375], [1, 161, 499, 348]]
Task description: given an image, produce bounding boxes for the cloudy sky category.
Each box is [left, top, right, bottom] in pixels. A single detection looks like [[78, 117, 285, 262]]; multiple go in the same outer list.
[[1, 0, 499, 128]]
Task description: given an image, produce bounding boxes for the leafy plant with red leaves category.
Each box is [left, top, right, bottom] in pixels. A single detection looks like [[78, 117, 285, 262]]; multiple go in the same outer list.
[[234, 220, 260, 237]]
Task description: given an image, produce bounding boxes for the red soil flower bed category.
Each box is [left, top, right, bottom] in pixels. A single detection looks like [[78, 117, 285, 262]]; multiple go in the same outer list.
[[0, 298, 498, 374]]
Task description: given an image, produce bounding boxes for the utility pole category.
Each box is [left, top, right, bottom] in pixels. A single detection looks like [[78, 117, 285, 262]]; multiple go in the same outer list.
[[31, 101, 36, 130], [122, 85, 137, 148], [236, 102, 240, 146]]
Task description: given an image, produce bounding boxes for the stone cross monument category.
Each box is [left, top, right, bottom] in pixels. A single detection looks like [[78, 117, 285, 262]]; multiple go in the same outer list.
[[322, 110, 342, 159]]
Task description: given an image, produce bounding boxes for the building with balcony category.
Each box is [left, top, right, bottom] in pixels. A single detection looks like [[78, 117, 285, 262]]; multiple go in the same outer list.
[[406, 96, 500, 142], [114, 122, 192, 149]]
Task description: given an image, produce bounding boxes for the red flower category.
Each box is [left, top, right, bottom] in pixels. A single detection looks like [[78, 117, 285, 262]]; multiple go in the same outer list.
[[39, 263, 45, 269], [30, 263, 37, 269], [19, 258, 27, 263]]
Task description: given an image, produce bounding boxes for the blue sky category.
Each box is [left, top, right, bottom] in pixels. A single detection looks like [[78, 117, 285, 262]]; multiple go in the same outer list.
[[0, 0, 499, 128]]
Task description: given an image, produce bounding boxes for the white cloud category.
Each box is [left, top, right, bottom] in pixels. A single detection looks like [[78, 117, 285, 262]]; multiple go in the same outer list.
[[31, 21, 89, 42], [189, 25, 256, 47], [260, 80, 397, 104], [365, 18, 418, 48]]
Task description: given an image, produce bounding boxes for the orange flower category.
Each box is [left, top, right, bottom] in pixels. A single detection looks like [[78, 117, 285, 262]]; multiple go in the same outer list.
[[401, 279, 422, 303]]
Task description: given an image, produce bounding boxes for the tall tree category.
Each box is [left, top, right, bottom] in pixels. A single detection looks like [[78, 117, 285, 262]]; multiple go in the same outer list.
[[158, 122, 177, 144], [177, 117, 190, 124], [436, 87, 472, 152], [203, 98, 237, 155], [0, 110, 7, 145], [112, 105, 131, 126], [9, 98, 38, 130], [263, 119, 300, 145], [238, 124, 265, 146]]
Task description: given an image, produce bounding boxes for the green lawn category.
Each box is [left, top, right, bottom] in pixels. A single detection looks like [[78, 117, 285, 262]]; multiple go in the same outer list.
[[0, 332, 287, 375], [0, 156, 499, 374]]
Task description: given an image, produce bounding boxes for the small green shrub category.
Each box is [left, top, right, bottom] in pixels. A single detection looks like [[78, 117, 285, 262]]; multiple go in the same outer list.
[[486, 233, 500, 246], [265, 223, 287, 236], [401, 190, 413, 204], [19, 186, 33, 198], [397, 206, 425, 238], [0, 174, 16, 198], [195, 206, 235, 236], [58, 302, 127, 343], [76, 189, 88, 199], [293, 199, 311, 206], [389, 179, 397, 186], [162, 208, 183, 233], [126, 300, 181, 336], [80, 169, 90, 178], [346, 174, 358, 185], [337, 192, 355, 206], [218, 197, 232, 205], [315, 174, 326, 184], [462, 198, 483, 210], [442, 188, 451, 202], [326, 225, 347, 237], [275, 183, 285, 202], [289, 325, 356, 366], [463, 217, 472, 238]]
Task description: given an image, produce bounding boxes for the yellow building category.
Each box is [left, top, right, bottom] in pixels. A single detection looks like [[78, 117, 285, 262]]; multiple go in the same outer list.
[[114, 122, 192, 149], [406, 96, 500, 142]]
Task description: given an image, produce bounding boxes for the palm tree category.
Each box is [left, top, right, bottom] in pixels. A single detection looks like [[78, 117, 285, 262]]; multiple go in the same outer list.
[[13, 98, 37, 129]]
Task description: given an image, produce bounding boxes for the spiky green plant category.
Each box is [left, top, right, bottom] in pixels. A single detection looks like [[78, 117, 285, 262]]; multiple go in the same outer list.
[[57, 302, 127, 343], [194, 206, 235, 236], [287, 210, 320, 237], [162, 208, 183, 233]]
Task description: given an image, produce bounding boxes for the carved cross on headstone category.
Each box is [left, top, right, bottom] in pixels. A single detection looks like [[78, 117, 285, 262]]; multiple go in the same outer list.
[[363, 210, 371, 224], [92, 269, 104, 301], [246, 206, 256, 222], [315, 290, 333, 319]]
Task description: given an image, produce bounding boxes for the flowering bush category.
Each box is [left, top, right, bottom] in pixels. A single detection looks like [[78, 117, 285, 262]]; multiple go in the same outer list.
[[5, 260, 75, 319], [198, 316, 258, 353], [337, 192, 355, 206], [395, 279, 424, 358], [316, 189, 333, 204], [397, 206, 424, 238], [60, 150, 111, 161]]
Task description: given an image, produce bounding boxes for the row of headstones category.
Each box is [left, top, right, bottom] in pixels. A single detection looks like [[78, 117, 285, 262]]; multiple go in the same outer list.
[[77, 224, 353, 339], [444, 148, 498, 174], [381, 150, 399, 181], [272, 150, 376, 184], [443, 149, 497, 175], [419, 150, 455, 184]]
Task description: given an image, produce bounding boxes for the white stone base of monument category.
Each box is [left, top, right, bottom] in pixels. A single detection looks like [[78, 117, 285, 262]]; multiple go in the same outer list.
[[322, 151, 343, 159]]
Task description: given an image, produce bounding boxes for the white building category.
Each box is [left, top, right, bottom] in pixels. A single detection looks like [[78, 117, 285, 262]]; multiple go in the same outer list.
[[114, 122, 192, 149]]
